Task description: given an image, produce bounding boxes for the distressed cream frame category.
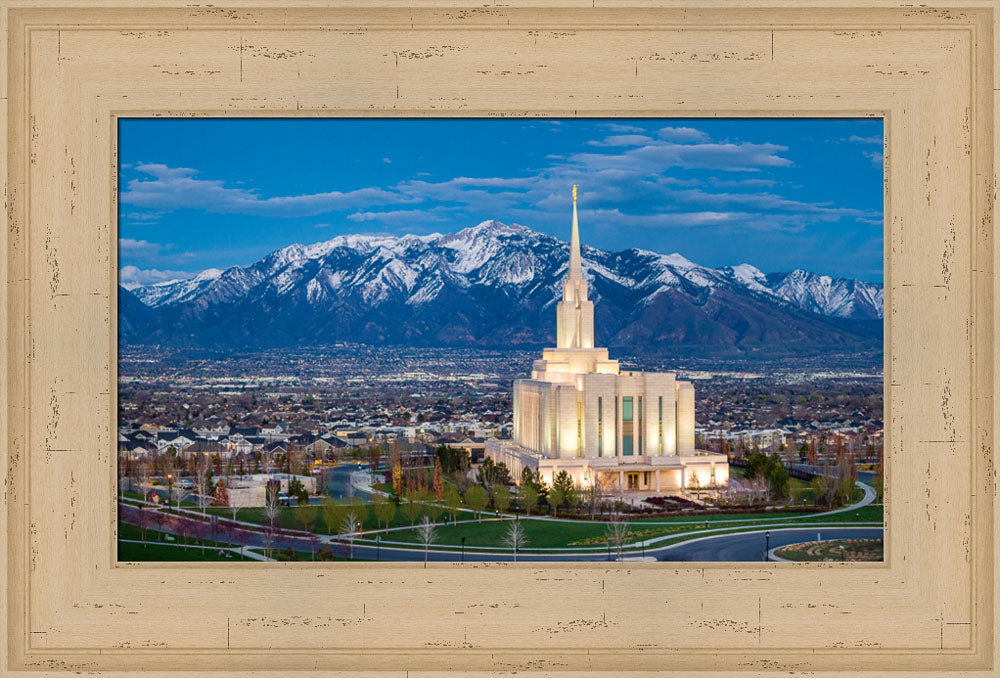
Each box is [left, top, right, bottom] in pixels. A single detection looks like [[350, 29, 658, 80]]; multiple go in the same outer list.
[[1, 1, 998, 676]]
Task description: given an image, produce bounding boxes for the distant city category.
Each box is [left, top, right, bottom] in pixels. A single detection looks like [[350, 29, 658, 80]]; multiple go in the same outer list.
[[120, 345, 882, 463]]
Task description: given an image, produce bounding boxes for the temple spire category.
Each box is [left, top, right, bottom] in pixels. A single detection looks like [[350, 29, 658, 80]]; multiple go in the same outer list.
[[568, 184, 582, 281]]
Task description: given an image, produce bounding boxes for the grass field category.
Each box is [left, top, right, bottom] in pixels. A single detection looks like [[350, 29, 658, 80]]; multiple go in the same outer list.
[[118, 541, 252, 561], [381, 503, 883, 549]]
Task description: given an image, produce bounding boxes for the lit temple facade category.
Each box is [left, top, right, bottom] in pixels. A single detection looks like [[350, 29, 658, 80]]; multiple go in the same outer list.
[[486, 186, 729, 494]]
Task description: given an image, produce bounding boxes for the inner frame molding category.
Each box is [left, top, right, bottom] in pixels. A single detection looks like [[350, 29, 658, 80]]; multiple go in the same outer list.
[[1, 2, 997, 675]]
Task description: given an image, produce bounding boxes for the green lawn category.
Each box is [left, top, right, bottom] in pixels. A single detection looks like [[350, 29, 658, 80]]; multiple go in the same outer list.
[[203, 501, 457, 533], [383, 504, 884, 550], [118, 540, 251, 562], [118, 521, 241, 549]]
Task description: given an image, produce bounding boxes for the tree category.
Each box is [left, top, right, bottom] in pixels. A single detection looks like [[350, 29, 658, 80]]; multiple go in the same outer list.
[[443, 485, 462, 525], [263, 483, 282, 559], [432, 458, 444, 501], [195, 456, 213, 515], [401, 490, 424, 527], [546, 484, 565, 516], [478, 457, 512, 495], [212, 478, 230, 507], [172, 483, 192, 514], [519, 484, 538, 516], [520, 467, 548, 505], [767, 462, 790, 500], [502, 520, 528, 562], [391, 462, 403, 496], [368, 446, 381, 483], [744, 451, 769, 479], [606, 519, 630, 561], [584, 470, 606, 516], [372, 493, 396, 529], [424, 496, 444, 524], [288, 477, 310, 505], [492, 485, 511, 515], [810, 475, 834, 508], [340, 512, 361, 560], [296, 503, 319, 560], [552, 470, 574, 496], [435, 445, 470, 474], [464, 485, 489, 522], [415, 516, 438, 567], [348, 495, 369, 528], [321, 496, 345, 535]]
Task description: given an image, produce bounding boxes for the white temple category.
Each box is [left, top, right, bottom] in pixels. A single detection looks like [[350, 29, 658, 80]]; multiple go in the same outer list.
[[486, 185, 729, 494]]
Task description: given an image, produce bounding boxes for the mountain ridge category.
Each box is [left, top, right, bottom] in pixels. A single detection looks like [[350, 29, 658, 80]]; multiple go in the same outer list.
[[121, 220, 882, 356]]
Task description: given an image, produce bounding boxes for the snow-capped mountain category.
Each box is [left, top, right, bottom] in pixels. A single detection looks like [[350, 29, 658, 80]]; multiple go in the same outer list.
[[120, 220, 882, 355], [764, 269, 883, 320]]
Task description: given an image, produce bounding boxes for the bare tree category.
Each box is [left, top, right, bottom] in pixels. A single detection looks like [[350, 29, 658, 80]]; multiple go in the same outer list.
[[194, 455, 212, 515], [173, 484, 192, 515], [584, 470, 606, 516], [502, 520, 528, 562], [296, 503, 320, 560], [137, 456, 152, 501], [340, 511, 361, 560], [415, 516, 438, 567], [263, 483, 282, 559], [606, 519, 630, 562]]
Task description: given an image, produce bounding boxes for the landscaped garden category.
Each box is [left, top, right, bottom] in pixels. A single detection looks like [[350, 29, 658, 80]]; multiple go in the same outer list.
[[775, 538, 884, 562]]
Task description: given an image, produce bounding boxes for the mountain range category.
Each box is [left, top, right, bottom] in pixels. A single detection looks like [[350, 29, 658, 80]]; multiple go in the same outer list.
[[120, 220, 883, 356]]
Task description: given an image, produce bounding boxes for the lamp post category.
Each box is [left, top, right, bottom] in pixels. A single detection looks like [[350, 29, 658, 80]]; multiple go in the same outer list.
[[166, 473, 173, 512], [764, 531, 771, 561], [375, 535, 381, 562], [839, 544, 845, 561], [606, 539, 611, 562], [461, 536, 466, 563]]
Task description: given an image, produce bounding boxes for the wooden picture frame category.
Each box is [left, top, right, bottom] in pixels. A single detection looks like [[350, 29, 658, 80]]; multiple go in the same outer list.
[[1, 1, 997, 675]]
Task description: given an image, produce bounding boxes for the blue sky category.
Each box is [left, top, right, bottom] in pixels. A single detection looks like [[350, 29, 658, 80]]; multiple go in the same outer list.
[[118, 117, 883, 288]]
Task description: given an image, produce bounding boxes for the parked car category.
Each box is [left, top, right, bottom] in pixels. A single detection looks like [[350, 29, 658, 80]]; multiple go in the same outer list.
[[278, 492, 291, 506]]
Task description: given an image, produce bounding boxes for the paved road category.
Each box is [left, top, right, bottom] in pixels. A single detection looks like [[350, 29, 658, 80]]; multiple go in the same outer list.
[[655, 527, 884, 562], [322, 463, 368, 501]]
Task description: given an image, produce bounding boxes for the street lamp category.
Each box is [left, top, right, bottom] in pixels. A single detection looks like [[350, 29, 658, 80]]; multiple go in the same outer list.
[[839, 544, 845, 561], [606, 539, 611, 562], [461, 536, 466, 563], [764, 531, 771, 561], [375, 535, 381, 562], [166, 473, 173, 512]]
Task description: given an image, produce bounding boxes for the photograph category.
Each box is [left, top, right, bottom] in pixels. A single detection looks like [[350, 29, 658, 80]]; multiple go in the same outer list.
[[116, 117, 885, 563]]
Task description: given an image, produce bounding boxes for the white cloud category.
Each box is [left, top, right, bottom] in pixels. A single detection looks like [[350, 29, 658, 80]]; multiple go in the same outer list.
[[656, 126, 711, 142], [346, 205, 460, 227], [119, 265, 194, 289], [604, 123, 647, 133], [849, 135, 882, 144], [669, 187, 880, 220], [119, 238, 160, 257], [122, 163, 414, 217], [583, 208, 734, 228], [586, 134, 654, 147], [864, 150, 884, 167], [708, 178, 776, 189]]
